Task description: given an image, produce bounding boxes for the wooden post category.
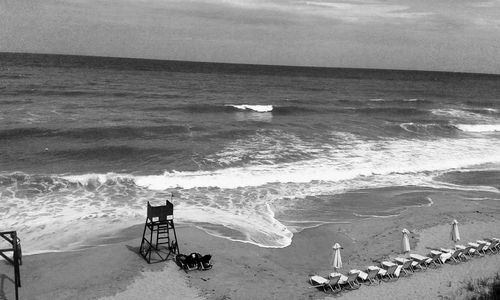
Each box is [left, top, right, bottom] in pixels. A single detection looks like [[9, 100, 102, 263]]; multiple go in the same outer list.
[[0, 231, 21, 300]]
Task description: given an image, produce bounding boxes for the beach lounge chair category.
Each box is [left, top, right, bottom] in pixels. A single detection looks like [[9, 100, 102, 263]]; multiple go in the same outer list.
[[468, 241, 487, 257], [428, 249, 453, 264], [422, 251, 442, 267], [494, 239, 500, 252], [491, 239, 500, 252], [441, 248, 465, 264], [450, 249, 465, 263], [385, 262, 402, 280], [367, 266, 386, 281], [351, 268, 378, 285], [410, 260, 422, 271], [370, 262, 399, 281], [409, 253, 431, 270], [394, 257, 413, 276], [484, 238, 499, 253], [455, 245, 474, 260], [477, 240, 496, 254], [350, 269, 367, 283], [475, 240, 490, 255], [309, 275, 341, 293], [461, 246, 473, 260], [386, 266, 400, 281], [359, 268, 380, 285], [340, 271, 361, 290]]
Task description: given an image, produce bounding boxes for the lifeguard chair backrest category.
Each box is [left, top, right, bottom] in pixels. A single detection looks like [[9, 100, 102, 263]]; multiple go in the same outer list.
[[166, 200, 173, 214], [147, 200, 174, 222]]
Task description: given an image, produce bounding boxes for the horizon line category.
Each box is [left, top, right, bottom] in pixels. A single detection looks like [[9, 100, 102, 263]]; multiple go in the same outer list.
[[2, 51, 500, 77]]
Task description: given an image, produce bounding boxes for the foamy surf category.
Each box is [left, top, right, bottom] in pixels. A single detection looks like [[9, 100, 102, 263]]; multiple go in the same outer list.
[[352, 212, 402, 218], [398, 122, 455, 134], [227, 104, 273, 112], [63, 133, 500, 194], [187, 203, 292, 248], [3, 131, 500, 253], [431, 108, 487, 120], [455, 124, 500, 132]]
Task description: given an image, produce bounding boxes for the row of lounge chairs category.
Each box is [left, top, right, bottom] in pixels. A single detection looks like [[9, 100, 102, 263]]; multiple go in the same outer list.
[[309, 237, 500, 294]]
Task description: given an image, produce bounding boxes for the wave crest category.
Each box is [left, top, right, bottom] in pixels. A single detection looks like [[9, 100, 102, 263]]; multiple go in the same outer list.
[[226, 104, 273, 112], [455, 124, 500, 132], [398, 122, 457, 134]]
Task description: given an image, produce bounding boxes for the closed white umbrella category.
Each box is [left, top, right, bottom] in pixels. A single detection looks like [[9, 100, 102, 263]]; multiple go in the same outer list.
[[402, 228, 411, 254], [451, 219, 460, 245], [331, 243, 342, 272]]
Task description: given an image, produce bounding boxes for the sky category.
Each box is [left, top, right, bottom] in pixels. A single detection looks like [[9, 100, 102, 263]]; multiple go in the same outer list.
[[1, 0, 500, 74]]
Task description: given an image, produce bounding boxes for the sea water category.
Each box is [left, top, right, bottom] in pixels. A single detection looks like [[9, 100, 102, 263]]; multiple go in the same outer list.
[[1, 53, 500, 253]]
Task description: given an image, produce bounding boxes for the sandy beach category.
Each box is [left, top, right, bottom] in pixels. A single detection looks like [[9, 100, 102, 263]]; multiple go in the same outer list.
[[1, 187, 499, 300]]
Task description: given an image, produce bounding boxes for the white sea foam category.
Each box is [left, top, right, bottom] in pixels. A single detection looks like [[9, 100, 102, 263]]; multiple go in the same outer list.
[[353, 212, 402, 218], [424, 197, 434, 207], [159, 136, 498, 189], [65, 132, 500, 192], [399, 122, 444, 133], [468, 197, 500, 201], [175, 204, 293, 248], [399, 122, 416, 132], [455, 124, 500, 132], [352, 195, 434, 218], [431, 108, 485, 120], [228, 104, 273, 112], [479, 108, 499, 113], [203, 129, 319, 167]]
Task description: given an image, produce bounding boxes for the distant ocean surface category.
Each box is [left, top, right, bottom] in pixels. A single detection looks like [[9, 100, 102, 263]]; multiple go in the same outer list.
[[1, 53, 500, 253]]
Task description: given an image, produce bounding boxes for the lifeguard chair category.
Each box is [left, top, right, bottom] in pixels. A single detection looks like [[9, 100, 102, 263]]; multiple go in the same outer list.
[[139, 200, 179, 263], [0, 231, 22, 300]]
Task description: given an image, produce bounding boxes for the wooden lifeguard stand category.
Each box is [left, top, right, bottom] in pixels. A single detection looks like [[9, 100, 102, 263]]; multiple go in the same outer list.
[[139, 200, 179, 263], [0, 231, 22, 300]]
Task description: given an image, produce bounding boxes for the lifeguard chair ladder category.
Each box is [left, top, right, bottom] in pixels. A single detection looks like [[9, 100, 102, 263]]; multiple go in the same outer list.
[[139, 200, 179, 263], [0, 231, 22, 300]]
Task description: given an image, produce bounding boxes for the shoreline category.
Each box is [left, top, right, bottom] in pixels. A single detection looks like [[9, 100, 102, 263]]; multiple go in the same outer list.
[[1, 189, 499, 299]]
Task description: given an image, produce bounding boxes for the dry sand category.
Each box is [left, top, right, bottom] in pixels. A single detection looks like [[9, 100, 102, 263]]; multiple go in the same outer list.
[[1, 189, 499, 300]]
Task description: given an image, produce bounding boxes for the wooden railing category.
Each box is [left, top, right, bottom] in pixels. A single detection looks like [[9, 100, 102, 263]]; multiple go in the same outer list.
[[0, 231, 21, 300]]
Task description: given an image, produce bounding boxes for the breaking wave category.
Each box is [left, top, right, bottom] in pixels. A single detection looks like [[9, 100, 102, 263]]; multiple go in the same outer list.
[[398, 122, 457, 135], [227, 104, 273, 112], [454, 124, 500, 133], [431, 108, 487, 120], [177, 103, 323, 115]]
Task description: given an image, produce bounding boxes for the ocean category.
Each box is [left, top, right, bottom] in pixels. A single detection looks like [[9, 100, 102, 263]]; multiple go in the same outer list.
[[1, 52, 499, 254]]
